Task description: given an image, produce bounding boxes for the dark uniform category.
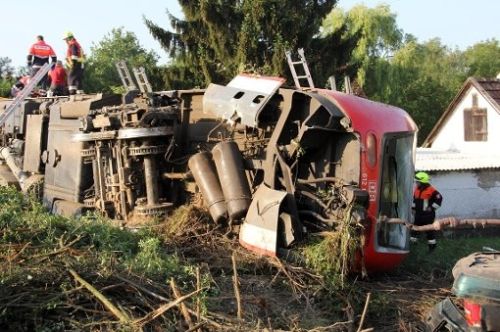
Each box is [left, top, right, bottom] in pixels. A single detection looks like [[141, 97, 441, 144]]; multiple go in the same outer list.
[[64, 33, 84, 94], [412, 181, 442, 251]]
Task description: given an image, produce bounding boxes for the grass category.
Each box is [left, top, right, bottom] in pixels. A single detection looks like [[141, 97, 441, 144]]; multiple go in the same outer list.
[[400, 235, 499, 275], [1, 184, 497, 331], [362, 234, 500, 330], [0, 186, 200, 330]]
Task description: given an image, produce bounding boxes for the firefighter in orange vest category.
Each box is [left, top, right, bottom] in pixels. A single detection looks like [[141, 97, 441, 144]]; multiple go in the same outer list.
[[48, 61, 68, 96], [63, 31, 84, 95], [411, 172, 442, 251], [27, 35, 57, 89]]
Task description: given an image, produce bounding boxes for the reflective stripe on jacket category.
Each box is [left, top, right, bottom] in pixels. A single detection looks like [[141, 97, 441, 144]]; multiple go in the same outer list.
[[28, 41, 56, 66], [413, 184, 442, 220], [66, 39, 84, 66]]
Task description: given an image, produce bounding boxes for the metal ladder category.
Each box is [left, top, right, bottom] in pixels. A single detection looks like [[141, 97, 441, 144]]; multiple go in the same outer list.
[[115, 60, 138, 91], [285, 48, 315, 90], [132, 67, 153, 94], [0, 62, 51, 127]]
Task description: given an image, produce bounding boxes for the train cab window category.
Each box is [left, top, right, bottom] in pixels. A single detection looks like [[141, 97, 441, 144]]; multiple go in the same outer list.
[[377, 133, 415, 250]]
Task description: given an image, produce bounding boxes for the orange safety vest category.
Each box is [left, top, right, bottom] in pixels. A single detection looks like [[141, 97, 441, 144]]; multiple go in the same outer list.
[[29, 41, 56, 59], [413, 184, 442, 218]]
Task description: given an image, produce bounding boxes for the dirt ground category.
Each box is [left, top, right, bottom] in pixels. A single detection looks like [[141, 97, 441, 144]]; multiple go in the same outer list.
[[2, 196, 491, 331]]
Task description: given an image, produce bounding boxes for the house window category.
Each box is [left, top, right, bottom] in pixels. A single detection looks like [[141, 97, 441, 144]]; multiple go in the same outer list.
[[464, 94, 487, 141]]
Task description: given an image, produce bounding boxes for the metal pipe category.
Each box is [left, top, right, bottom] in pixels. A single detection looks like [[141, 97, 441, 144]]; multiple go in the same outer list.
[[382, 216, 500, 232], [115, 143, 129, 221], [121, 145, 135, 208], [94, 142, 107, 211], [296, 177, 342, 184], [143, 156, 159, 205], [0, 147, 28, 188]]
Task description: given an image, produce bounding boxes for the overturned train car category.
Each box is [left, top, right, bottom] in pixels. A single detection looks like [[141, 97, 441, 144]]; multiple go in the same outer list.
[[0, 74, 416, 272]]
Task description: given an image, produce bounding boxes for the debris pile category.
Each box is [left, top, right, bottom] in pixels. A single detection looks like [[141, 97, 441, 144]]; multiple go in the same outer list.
[[0, 186, 365, 331]]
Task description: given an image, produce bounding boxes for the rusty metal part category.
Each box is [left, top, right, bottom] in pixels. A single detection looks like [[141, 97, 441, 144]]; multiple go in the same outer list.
[[72, 126, 173, 142], [212, 141, 251, 221], [135, 202, 173, 216], [188, 152, 227, 223], [128, 145, 167, 156]]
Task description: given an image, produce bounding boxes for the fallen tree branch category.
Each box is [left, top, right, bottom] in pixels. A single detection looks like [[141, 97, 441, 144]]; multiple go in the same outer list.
[[185, 321, 207, 332], [134, 288, 203, 327], [170, 278, 194, 329], [356, 292, 371, 332], [69, 269, 131, 324], [232, 252, 243, 320], [33, 235, 82, 260], [7, 241, 31, 262]]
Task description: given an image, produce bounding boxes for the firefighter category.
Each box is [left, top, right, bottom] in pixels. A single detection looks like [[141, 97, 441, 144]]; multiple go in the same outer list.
[[10, 76, 30, 98], [411, 171, 442, 251], [27, 35, 57, 90], [48, 61, 68, 96], [63, 31, 85, 95]]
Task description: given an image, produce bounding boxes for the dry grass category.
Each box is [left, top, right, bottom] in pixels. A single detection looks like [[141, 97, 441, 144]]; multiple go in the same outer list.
[[1, 186, 492, 331]]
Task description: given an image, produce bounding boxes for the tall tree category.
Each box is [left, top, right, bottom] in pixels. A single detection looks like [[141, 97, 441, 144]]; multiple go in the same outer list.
[[84, 28, 163, 93], [0, 57, 14, 78], [364, 39, 467, 143], [463, 39, 500, 78], [145, 0, 358, 89], [321, 4, 404, 86], [0, 57, 14, 97]]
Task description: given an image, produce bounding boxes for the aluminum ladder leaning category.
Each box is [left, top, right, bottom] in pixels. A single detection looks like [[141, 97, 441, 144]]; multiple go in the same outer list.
[[0, 62, 51, 127], [285, 48, 315, 90]]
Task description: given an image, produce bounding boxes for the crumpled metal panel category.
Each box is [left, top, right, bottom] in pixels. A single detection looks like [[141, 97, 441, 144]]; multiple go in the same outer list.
[[239, 184, 288, 257], [203, 75, 285, 127]]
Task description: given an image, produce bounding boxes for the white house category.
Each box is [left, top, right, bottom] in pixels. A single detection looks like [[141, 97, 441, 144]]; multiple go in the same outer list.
[[423, 76, 500, 151], [416, 76, 500, 219]]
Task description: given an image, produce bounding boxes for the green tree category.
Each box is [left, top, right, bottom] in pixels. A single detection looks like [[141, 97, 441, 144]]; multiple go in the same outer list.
[[0, 57, 14, 78], [364, 39, 466, 143], [84, 28, 163, 93], [145, 0, 358, 89], [463, 39, 500, 77], [321, 4, 404, 86], [0, 57, 15, 97]]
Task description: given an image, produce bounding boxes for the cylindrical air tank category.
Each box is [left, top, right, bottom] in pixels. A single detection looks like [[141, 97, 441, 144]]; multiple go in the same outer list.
[[188, 151, 228, 223], [212, 141, 251, 221]]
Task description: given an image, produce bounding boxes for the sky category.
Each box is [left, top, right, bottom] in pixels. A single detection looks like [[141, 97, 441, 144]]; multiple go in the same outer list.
[[1, 0, 499, 70]]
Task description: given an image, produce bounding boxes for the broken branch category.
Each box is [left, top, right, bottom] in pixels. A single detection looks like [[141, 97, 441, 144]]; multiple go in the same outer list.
[[134, 288, 203, 327], [170, 278, 194, 329], [232, 252, 243, 320], [69, 269, 131, 324], [356, 292, 371, 332]]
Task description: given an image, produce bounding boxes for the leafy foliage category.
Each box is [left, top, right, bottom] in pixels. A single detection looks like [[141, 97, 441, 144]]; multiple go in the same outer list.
[[364, 39, 466, 142], [322, 4, 405, 86], [321, 5, 499, 144], [84, 27, 164, 93], [463, 39, 500, 78], [0, 57, 15, 97], [0, 57, 14, 78], [145, 0, 360, 88]]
